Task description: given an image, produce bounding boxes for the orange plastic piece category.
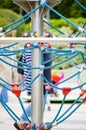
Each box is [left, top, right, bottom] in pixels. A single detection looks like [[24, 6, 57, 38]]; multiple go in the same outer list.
[[83, 96, 86, 102], [62, 87, 71, 96], [39, 125, 44, 130], [12, 84, 21, 97], [80, 90, 86, 96]]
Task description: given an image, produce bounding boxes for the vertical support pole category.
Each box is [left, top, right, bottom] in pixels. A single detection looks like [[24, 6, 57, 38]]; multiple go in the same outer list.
[[46, 10, 50, 32], [31, 1, 43, 36], [31, 1, 43, 130], [31, 45, 43, 130]]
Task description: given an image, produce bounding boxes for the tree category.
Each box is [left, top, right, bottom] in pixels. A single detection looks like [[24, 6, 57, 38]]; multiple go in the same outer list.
[[0, 0, 86, 18], [51, 0, 86, 19]]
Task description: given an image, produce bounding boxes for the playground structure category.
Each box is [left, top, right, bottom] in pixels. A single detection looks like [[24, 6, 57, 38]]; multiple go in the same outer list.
[[0, 0, 86, 130]]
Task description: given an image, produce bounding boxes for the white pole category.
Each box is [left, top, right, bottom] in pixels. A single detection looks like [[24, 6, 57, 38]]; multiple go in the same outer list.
[[0, 37, 86, 45]]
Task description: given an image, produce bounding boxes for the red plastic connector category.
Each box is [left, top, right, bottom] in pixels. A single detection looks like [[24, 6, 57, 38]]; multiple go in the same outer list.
[[80, 89, 86, 96], [12, 84, 21, 97], [25, 124, 31, 130], [39, 125, 44, 130], [62, 87, 71, 96], [26, 43, 31, 48], [83, 96, 86, 102]]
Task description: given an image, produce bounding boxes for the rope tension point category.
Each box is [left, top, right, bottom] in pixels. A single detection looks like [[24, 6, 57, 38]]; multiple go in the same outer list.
[[62, 87, 71, 96], [12, 84, 21, 97]]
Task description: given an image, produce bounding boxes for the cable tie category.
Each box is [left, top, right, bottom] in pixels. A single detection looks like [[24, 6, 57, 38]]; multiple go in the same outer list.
[[0, 27, 3, 32], [71, 49, 75, 53], [84, 30, 86, 33], [79, 67, 83, 72], [40, 65, 44, 70], [40, 65, 44, 74], [78, 27, 84, 33], [0, 32, 4, 37], [83, 65, 86, 70]]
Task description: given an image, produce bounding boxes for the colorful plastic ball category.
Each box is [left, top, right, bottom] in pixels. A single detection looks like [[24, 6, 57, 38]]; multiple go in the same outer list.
[[23, 32, 31, 37], [45, 32, 53, 37]]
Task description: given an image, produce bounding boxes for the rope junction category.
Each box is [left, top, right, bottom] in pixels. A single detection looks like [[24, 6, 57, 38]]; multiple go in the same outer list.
[[0, 0, 86, 130]]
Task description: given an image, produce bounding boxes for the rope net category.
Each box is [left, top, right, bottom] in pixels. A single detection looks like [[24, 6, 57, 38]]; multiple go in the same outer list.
[[0, 0, 86, 130]]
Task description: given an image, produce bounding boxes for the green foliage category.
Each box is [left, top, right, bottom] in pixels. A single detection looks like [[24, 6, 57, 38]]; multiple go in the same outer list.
[[0, 8, 20, 26], [0, 8, 31, 36], [51, 0, 86, 19], [0, 0, 86, 18], [50, 17, 85, 29], [49, 17, 86, 36], [51, 45, 86, 70], [0, 0, 19, 13]]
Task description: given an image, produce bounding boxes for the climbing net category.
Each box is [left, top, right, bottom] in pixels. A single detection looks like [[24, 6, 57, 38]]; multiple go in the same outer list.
[[0, 0, 86, 130]]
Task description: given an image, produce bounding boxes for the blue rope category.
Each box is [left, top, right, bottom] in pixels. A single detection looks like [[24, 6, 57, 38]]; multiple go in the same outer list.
[[0, 80, 11, 89], [45, 4, 79, 30], [0, 98, 20, 121], [43, 19, 71, 37], [56, 101, 83, 124], [22, 74, 41, 91], [50, 52, 81, 69], [47, 96, 66, 129], [56, 96, 81, 122], [18, 97, 31, 123], [4, 16, 30, 35], [43, 90, 48, 111], [74, 0, 86, 11], [0, 1, 86, 129], [0, 42, 18, 49], [75, 21, 86, 37], [2, 5, 42, 31]]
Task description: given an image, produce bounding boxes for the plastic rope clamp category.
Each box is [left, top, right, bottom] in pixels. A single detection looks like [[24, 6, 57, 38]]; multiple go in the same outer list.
[[40, 0, 47, 6], [33, 43, 39, 48], [62, 87, 71, 96], [12, 84, 21, 97], [40, 65, 44, 70], [40, 65, 44, 74]]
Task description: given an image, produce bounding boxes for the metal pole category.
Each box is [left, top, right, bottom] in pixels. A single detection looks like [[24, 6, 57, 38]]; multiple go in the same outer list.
[[31, 1, 43, 130], [46, 10, 50, 32], [31, 46, 43, 129], [19, 7, 23, 16], [31, 2, 43, 36]]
